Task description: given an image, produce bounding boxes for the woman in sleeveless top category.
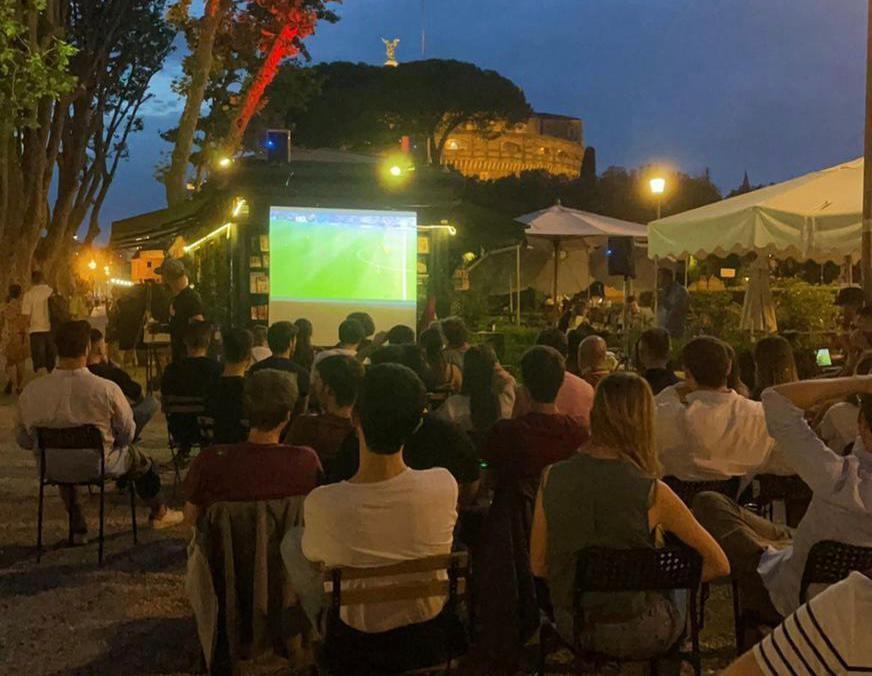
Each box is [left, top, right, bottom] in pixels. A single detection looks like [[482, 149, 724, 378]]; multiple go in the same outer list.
[[530, 372, 730, 659]]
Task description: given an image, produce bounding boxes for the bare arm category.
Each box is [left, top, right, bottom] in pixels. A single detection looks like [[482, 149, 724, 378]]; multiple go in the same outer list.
[[183, 501, 201, 527], [651, 480, 730, 582], [770, 375, 872, 411], [529, 467, 550, 578], [458, 479, 480, 508]]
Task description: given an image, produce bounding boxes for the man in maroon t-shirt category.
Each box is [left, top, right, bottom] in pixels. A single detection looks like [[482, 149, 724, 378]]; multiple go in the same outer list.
[[183, 369, 322, 523], [483, 345, 589, 486]]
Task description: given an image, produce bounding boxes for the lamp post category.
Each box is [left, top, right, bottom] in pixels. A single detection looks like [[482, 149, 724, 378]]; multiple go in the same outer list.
[[650, 177, 666, 316], [649, 177, 666, 220]]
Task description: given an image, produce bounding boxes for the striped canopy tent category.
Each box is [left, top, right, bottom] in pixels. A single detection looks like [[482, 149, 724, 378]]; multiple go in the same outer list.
[[515, 202, 647, 302], [648, 158, 865, 332]]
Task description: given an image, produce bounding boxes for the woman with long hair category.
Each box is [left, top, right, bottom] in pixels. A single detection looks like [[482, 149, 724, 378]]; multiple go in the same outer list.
[[3, 284, 28, 395], [435, 343, 514, 434], [419, 326, 461, 393], [752, 335, 798, 400], [292, 318, 315, 372], [530, 372, 729, 658]]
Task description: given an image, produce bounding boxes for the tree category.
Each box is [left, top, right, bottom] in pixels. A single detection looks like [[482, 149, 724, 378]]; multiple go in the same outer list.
[[290, 59, 532, 165], [0, 0, 76, 289], [40, 0, 174, 281], [163, 0, 337, 206]]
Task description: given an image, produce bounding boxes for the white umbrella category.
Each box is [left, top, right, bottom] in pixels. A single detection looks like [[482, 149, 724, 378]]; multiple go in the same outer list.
[[515, 202, 647, 302], [648, 157, 863, 262]]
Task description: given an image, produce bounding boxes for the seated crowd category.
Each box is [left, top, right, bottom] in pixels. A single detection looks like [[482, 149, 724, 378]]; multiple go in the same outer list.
[[16, 304, 872, 673]]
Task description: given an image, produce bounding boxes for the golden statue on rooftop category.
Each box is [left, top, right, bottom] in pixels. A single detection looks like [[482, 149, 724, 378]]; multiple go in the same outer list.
[[382, 38, 400, 67]]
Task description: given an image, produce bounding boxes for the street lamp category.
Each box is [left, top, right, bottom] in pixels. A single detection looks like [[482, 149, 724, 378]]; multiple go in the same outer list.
[[217, 157, 232, 169], [649, 177, 666, 220]]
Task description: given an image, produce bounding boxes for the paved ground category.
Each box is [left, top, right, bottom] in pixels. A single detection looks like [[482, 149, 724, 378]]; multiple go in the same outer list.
[[0, 371, 740, 675]]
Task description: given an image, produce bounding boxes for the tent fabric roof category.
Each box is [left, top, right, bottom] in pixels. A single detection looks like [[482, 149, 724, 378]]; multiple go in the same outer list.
[[648, 157, 863, 262], [110, 198, 211, 250], [515, 203, 647, 240]]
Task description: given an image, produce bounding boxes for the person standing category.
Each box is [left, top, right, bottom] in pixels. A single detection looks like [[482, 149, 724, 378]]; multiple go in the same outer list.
[[158, 258, 203, 363], [656, 268, 690, 339], [3, 284, 29, 394], [21, 271, 56, 375]]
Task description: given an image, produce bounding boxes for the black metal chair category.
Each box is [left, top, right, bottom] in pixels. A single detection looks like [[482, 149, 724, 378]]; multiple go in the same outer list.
[[663, 476, 740, 631], [800, 539, 872, 603], [538, 546, 703, 676], [754, 474, 812, 526], [162, 394, 206, 485], [36, 425, 138, 567], [662, 476, 740, 506]]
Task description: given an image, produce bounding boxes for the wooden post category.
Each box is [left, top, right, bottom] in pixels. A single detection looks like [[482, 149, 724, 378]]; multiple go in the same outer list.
[[516, 244, 521, 326], [863, 0, 872, 302]]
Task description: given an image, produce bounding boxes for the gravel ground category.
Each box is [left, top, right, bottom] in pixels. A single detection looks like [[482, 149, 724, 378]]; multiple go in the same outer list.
[[0, 373, 740, 675]]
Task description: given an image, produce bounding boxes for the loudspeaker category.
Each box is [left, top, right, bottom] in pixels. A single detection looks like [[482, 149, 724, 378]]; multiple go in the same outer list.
[[265, 129, 291, 163], [607, 237, 635, 278]]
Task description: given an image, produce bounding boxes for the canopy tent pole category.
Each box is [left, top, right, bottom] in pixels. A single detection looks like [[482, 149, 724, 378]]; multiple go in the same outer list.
[[552, 239, 560, 311], [653, 256, 659, 318]]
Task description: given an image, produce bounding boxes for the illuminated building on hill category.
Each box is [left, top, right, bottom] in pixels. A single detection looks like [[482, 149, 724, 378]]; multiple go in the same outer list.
[[441, 112, 584, 180]]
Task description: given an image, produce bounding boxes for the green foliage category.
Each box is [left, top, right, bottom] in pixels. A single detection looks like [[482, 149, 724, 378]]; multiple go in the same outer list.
[[686, 290, 744, 343], [290, 59, 532, 164], [0, 0, 76, 127], [771, 278, 837, 334]]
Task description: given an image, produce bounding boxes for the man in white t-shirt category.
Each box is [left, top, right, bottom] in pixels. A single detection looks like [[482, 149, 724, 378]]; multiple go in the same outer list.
[[21, 270, 56, 374], [656, 336, 787, 481], [296, 362, 458, 672]]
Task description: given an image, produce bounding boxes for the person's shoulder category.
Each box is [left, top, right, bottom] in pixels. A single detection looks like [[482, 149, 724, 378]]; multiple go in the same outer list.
[[654, 383, 681, 403], [304, 481, 344, 513], [409, 466, 458, 496], [281, 442, 321, 465], [564, 370, 594, 392]]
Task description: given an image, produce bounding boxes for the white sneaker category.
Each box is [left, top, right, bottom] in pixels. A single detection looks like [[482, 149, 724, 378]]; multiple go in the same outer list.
[[149, 508, 185, 530]]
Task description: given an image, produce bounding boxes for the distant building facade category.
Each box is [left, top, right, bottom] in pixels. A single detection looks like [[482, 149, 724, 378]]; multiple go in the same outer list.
[[442, 112, 584, 180]]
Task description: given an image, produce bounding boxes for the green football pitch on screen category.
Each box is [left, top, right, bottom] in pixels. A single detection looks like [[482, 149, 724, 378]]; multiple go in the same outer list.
[[268, 207, 418, 344], [269, 207, 417, 303]]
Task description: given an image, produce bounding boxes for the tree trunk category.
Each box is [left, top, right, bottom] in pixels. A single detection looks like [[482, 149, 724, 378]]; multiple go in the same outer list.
[[164, 0, 225, 206], [223, 24, 301, 156]]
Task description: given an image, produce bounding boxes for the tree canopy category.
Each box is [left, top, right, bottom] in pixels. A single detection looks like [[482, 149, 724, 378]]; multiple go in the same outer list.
[[289, 59, 532, 164]]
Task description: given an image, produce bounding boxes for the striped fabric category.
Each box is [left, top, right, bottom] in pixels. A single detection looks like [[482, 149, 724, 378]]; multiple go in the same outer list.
[[753, 571, 872, 675]]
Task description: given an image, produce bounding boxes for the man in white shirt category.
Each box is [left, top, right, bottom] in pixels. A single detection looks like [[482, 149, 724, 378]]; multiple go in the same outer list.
[[724, 570, 872, 675], [21, 270, 56, 374], [656, 336, 783, 481], [296, 362, 458, 672], [695, 376, 872, 625], [310, 318, 364, 378], [16, 321, 183, 544]]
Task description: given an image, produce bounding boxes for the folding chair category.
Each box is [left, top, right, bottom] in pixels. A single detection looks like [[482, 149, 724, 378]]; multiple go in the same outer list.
[[322, 552, 470, 675], [538, 546, 703, 676], [161, 394, 206, 485], [754, 474, 812, 526], [36, 425, 138, 567], [662, 476, 739, 630], [800, 539, 872, 603], [662, 476, 740, 506]]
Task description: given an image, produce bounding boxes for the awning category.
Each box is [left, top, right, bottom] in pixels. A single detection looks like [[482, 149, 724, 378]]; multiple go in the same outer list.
[[110, 198, 210, 250]]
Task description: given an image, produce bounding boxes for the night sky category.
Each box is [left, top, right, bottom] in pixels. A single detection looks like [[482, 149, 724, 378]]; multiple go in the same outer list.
[[104, 0, 866, 236]]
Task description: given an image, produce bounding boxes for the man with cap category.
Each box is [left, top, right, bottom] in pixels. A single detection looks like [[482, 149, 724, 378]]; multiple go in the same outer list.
[[159, 258, 204, 363]]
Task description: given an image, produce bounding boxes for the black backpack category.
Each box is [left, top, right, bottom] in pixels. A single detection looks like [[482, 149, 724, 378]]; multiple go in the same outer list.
[[48, 292, 70, 330]]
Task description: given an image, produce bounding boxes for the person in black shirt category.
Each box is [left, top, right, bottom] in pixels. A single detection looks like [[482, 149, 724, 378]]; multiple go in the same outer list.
[[161, 320, 221, 451], [249, 321, 310, 412], [158, 258, 204, 363], [87, 328, 158, 439], [205, 328, 252, 444], [637, 327, 680, 395]]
